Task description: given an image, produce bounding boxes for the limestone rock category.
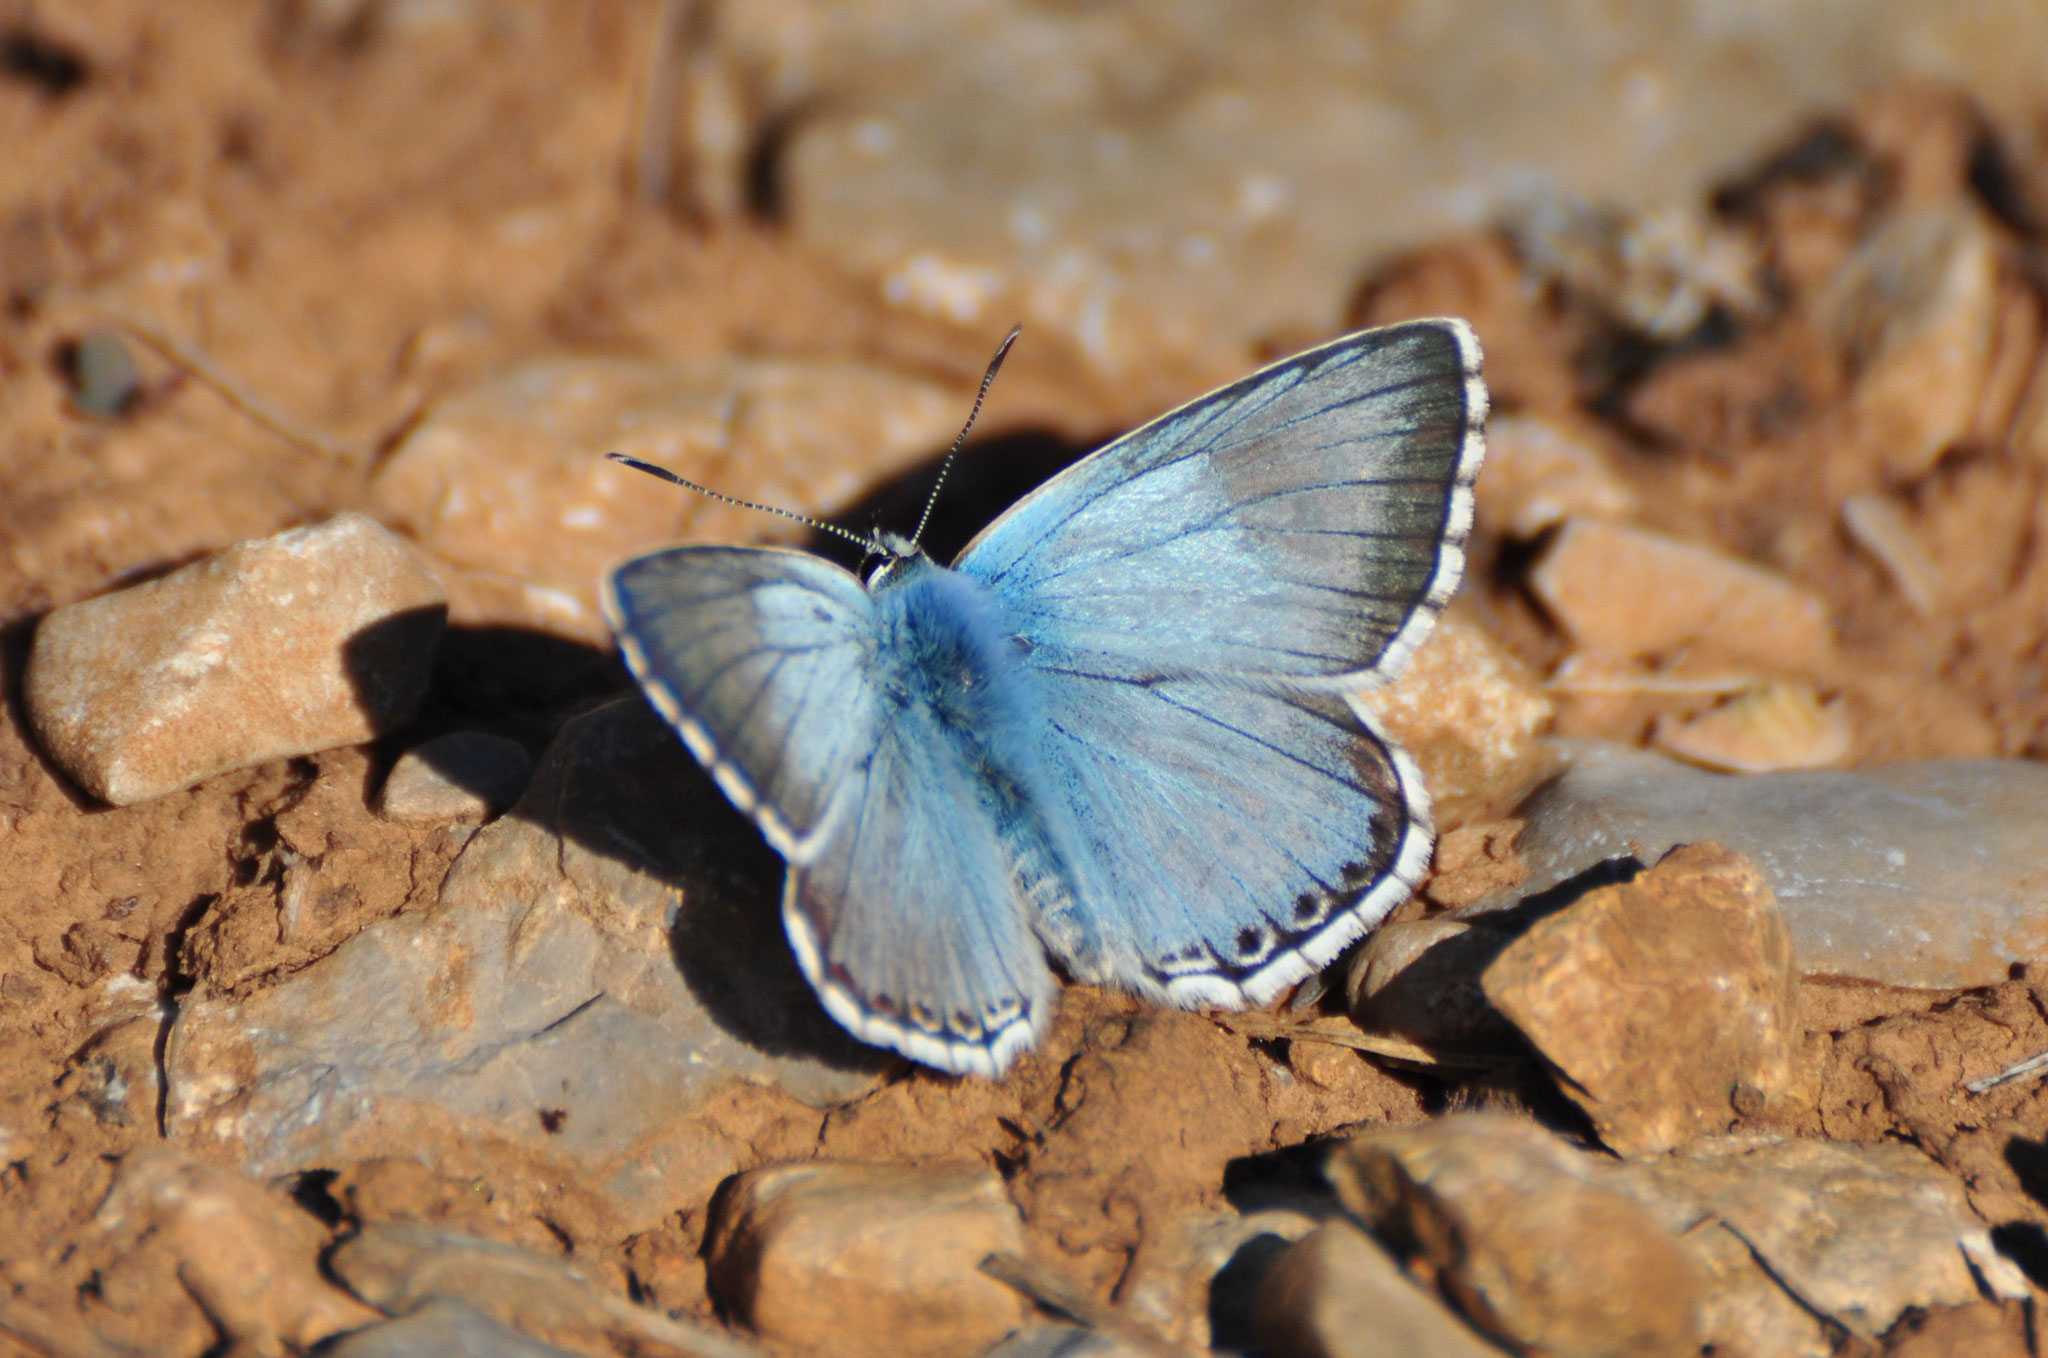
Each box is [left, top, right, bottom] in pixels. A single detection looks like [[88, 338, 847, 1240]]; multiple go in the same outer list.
[[1469, 741, 2048, 989], [1480, 843, 1799, 1155], [1473, 413, 1639, 538], [706, 1160, 1031, 1358], [25, 513, 446, 805]]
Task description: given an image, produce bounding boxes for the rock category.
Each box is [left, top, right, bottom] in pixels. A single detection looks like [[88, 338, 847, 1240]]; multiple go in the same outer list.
[[164, 698, 884, 1231], [95, 1149, 380, 1355], [1821, 205, 2000, 480], [1117, 1206, 1319, 1350], [1480, 843, 1799, 1155], [1344, 918, 1519, 1060], [24, 513, 446, 805], [323, 1297, 585, 1358], [1256, 1219, 1503, 1358], [1650, 680, 1852, 773], [1840, 493, 1944, 618], [705, 1160, 1031, 1358], [370, 356, 963, 637], [329, 1221, 757, 1358], [67, 328, 143, 417], [1354, 615, 1557, 829], [378, 731, 534, 823], [1468, 741, 2048, 989], [1528, 519, 1835, 674], [983, 1325, 1145, 1357], [1472, 413, 1639, 538], [1327, 1113, 1702, 1358], [1510, 195, 1764, 339], [1608, 1137, 2030, 1343]]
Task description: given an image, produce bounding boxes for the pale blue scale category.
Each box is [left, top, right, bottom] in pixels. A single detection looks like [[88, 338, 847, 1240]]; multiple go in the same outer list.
[[604, 319, 1487, 1076]]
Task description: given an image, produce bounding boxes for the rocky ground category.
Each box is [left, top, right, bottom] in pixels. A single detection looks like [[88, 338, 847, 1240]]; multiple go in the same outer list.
[[6, 5, 2048, 1357]]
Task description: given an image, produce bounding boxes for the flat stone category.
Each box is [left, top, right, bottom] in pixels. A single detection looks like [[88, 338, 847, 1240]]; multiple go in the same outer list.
[[95, 1150, 379, 1355], [1529, 519, 1836, 674], [1481, 843, 1799, 1155], [706, 1160, 1031, 1358], [1649, 680, 1853, 773], [324, 1298, 586, 1358], [370, 356, 962, 638], [1327, 1113, 1702, 1358], [329, 1222, 758, 1358], [378, 731, 534, 823], [1608, 1137, 2029, 1342], [1354, 615, 1557, 830], [24, 512, 446, 805], [1256, 1219, 1503, 1358], [1469, 741, 2048, 989], [164, 698, 884, 1231]]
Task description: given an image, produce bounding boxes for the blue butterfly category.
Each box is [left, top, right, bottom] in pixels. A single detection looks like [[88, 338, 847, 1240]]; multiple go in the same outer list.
[[604, 320, 1487, 1076]]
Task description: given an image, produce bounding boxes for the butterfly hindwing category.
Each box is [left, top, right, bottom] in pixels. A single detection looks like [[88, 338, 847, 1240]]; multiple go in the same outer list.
[[957, 319, 1485, 1003], [604, 548, 1055, 1074]]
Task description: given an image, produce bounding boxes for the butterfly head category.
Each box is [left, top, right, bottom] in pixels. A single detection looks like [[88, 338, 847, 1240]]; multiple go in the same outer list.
[[864, 531, 933, 588]]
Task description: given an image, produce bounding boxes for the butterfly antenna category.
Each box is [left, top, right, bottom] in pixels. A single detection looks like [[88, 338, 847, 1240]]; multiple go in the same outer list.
[[908, 325, 1022, 553], [604, 453, 881, 553]]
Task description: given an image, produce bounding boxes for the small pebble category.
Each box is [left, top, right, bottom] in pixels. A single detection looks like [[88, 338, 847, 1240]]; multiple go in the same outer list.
[[1256, 1219, 1504, 1358], [67, 328, 143, 416], [1327, 1113, 1703, 1358], [379, 731, 534, 823], [1481, 843, 1799, 1156], [706, 1160, 1030, 1358], [1468, 741, 2048, 989], [25, 513, 446, 805], [1650, 680, 1852, 772]]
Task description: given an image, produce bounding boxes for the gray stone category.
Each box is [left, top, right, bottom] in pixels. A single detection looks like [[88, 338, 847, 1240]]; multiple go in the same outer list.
[[164, 698, 884, 1229], [715, 1, 2048, 374], [379, 731, 535, 823], [1469, 742, 2048, 990], [25, 512, 446, 805], [323, 1298, 585, 1358], [983, 1326, 1144, 1358]]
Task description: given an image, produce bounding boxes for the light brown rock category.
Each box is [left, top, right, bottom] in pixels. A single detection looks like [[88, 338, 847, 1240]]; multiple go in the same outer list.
[[371, 356, 963, 635], [1473, 412, 1639, 538], [1608, 1136, 2030, 1344], [379, 731, 535, 823], [1256, 1219, 1503, 1358], [1821, 205, 2000, 480], [1355, 614, 1556, 829], [1328, 1113, 1702, 1358], [96, 1150, 380, 1356], [1529, 518, 1835, 674], [706, 1160, 1031, 1358], [1481, 843, 1798, 1155], [25, 513, 446, 806], [1650, 680, 1852, 773]]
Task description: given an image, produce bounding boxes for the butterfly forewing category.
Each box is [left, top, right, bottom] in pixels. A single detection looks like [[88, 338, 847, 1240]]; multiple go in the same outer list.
[[956, 318, 1484, 1007]]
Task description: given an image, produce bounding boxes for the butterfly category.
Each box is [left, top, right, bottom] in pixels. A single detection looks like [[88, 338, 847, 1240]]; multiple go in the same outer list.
[[604, 319, 1486, 1076]]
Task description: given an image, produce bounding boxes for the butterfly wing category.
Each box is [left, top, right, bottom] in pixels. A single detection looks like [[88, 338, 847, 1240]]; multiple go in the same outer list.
[[606, 547, 1055, 1075], [954, 320, 1486, 1004]]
